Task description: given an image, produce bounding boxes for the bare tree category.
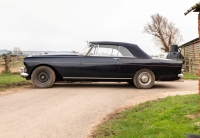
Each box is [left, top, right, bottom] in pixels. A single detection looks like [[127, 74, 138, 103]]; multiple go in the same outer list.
[[144, 14, 182, 52]]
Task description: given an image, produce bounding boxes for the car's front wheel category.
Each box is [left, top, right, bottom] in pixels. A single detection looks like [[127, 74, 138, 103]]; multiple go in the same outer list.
[[133, 69, 155, 89], [31, 66, 55, 88]]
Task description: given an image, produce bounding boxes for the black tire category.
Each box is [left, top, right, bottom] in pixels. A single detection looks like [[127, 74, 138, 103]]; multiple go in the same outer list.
[[31, 66, 55, 88], [133, 69, 155, 89]]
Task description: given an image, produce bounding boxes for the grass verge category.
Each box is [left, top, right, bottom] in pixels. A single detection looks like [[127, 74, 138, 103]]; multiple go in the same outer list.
[[93, 94, 200, 138], [0, 72, 31, 90], [184, 72, 198, 80]]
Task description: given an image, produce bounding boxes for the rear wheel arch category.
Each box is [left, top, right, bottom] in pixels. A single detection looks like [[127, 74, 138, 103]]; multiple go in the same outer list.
[[149, 69, 159, 81], [133, 68, 159, 81], [133, 68, 155, 89]]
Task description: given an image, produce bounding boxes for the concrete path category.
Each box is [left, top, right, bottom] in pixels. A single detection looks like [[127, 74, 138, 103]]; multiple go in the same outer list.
[[0, 80, 198, 138]]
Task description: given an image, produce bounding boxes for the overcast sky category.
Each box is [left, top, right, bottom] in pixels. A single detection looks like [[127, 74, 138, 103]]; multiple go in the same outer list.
[[0, 0, 199, 55]]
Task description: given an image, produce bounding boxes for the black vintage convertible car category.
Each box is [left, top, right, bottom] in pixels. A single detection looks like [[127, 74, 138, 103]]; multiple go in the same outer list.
[[20, 41, 183, 89]]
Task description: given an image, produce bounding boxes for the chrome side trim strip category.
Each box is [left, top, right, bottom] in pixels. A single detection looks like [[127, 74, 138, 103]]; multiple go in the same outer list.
[[63, 77, 132, 79], [26, 61, 78, 64], [81, 63, 117, 65]]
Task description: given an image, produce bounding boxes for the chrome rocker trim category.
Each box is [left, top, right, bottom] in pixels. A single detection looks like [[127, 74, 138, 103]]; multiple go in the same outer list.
[[63, 77, 132, 80]]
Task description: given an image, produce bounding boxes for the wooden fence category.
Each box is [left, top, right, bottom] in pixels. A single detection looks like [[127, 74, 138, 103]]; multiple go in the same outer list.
[[182, 58, 199, 74], [0, 55, 25, 73]]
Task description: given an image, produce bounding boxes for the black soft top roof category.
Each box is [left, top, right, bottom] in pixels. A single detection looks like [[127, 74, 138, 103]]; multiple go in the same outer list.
[[90, 41, 151, 59]]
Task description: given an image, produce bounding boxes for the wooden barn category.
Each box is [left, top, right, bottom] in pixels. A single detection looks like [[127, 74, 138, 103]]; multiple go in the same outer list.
[[182, 1, 200, 74], [179, 38, 199, 74]]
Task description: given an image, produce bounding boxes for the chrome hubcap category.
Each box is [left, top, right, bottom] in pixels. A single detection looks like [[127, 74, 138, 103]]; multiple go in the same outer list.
[[138, 72, 152, 86], [141, 75, 149, 83]]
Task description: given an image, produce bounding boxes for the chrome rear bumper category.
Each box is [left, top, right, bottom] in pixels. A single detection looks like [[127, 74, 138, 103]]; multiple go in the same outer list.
[[178, 68, 184, 78], [178, 74, 183, 78], [20, 67, 28, 78]]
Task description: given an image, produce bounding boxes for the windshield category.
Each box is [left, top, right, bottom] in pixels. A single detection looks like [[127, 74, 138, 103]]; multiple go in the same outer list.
[[79, 43, 93, 55]]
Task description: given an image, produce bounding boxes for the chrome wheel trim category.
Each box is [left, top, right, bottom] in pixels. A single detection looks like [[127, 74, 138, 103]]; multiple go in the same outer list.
[[138, 72, 152, 86]]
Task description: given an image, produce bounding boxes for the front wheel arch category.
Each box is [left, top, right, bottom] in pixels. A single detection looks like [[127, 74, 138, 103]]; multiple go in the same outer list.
[[29, 64, 63, 81], [31, 66, 56, 88]]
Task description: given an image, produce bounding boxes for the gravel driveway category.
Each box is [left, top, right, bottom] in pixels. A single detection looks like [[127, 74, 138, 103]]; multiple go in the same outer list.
[[0, 80, 198, 138]]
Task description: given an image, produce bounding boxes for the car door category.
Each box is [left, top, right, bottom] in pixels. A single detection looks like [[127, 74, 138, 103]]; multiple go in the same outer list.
[[80, 45, 120, 79], [116, 46, 139, 78]]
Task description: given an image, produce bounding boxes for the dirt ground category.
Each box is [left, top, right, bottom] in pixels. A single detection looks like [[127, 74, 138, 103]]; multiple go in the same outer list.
[[0, 80, 198, 138]]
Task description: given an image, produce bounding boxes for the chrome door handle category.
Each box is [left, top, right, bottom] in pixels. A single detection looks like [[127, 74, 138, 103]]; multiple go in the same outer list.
[[113, 58, 119, 60]]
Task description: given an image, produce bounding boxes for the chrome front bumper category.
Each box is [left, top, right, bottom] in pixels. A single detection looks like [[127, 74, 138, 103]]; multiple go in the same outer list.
[[20, 67, 29, 78]]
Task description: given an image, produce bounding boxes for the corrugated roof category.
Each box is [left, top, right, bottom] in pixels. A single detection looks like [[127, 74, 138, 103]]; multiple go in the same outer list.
[[179, 38, 199, 48], [184, 1, 200, 16]]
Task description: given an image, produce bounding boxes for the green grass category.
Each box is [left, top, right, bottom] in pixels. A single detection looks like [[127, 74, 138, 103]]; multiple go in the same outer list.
[[0, 72, 31, 90], [184, 72, 198, 80], [93, 94, 200, 138]]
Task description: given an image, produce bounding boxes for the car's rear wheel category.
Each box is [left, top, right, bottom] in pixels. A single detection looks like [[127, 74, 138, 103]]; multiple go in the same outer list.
[[31, 66, 55, 88], [133, 69, 155, 89]]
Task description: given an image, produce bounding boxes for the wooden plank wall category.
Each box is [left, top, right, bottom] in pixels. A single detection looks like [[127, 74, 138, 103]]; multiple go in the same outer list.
[[181, 42, 200, 74]]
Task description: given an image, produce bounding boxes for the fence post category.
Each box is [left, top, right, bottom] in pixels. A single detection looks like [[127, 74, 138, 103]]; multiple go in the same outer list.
[[4, 54, 11, 72], [189, 57, 192, 74]]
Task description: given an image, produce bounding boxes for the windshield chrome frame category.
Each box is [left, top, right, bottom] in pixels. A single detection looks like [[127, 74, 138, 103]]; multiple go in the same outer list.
[[86, 43, 95, 56]]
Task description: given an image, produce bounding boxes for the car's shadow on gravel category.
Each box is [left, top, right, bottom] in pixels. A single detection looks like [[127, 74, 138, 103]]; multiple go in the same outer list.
[[152, 84, 177, 89], [52, 82, 178, 89]]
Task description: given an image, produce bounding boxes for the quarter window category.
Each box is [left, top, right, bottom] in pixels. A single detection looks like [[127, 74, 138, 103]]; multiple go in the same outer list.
[[118, 46, 133, 57]]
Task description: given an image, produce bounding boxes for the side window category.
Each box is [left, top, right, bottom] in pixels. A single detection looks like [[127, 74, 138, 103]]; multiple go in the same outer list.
[[89, 45, 120, 56], [96, 46, 119, 56], [88, 45, 134, 57]]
